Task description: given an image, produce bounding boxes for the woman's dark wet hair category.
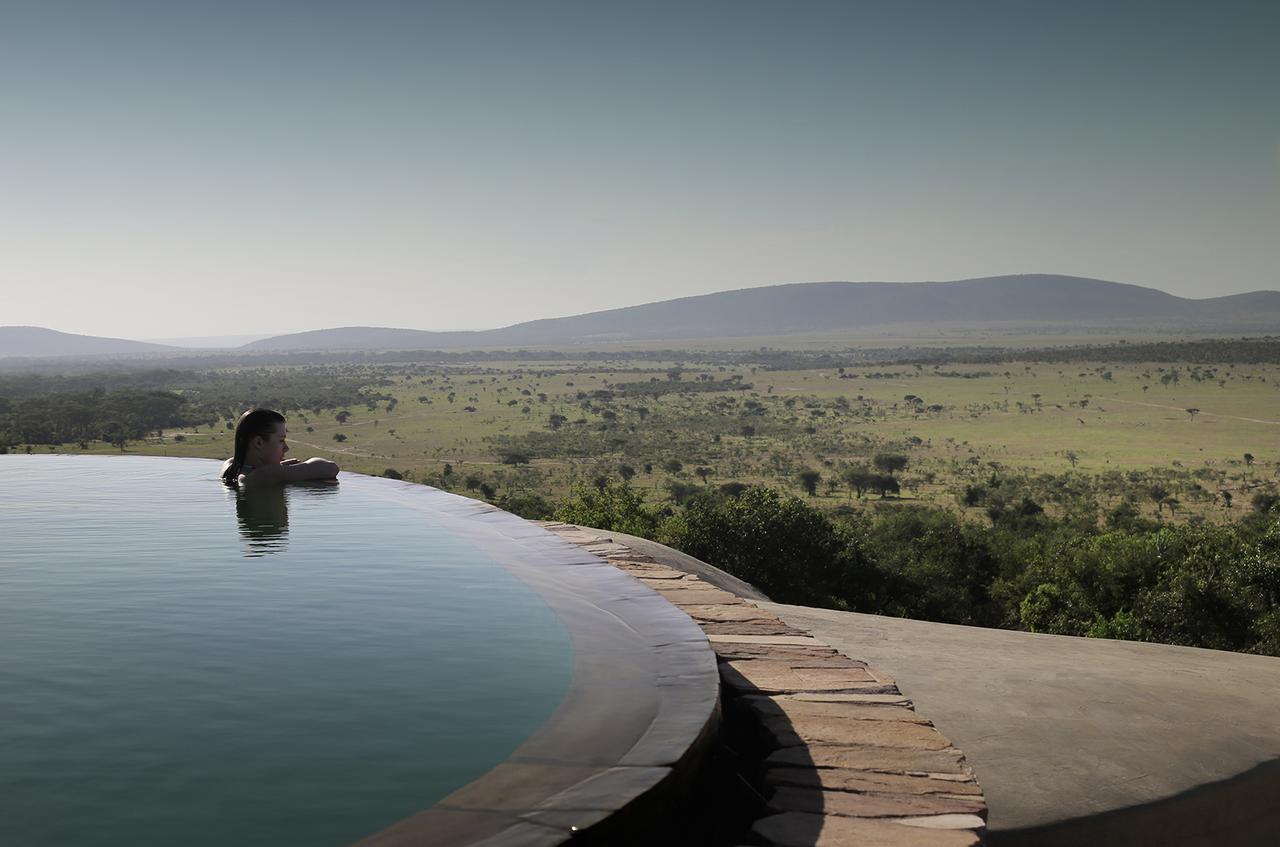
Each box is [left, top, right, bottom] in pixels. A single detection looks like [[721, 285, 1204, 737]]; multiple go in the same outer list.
[[222, 408, 286, 485]]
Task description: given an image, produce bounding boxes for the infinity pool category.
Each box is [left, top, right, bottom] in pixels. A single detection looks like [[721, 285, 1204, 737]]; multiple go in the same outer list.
[[0, 456, 573, 847]]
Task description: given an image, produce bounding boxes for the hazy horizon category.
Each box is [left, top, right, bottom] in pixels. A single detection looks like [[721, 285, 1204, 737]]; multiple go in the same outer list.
[[3, 1, 1277, 339], [7, 272, 1280, 345]]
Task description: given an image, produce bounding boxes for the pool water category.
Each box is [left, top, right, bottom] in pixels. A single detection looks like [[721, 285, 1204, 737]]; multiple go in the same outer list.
[[0, 455, 573, 846]]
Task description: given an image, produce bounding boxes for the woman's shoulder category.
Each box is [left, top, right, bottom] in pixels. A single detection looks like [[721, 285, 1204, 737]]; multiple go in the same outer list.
[[221, 458, 259, 482]]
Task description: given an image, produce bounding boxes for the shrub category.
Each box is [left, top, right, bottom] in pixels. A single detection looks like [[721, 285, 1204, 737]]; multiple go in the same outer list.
[[666, 481, 702, 505], [496, 492, 555, 520], [659, 486, 852, 606], [873, 453, 909, 474], [553, 480, 665, 539], [864, 507, 1001, 626]]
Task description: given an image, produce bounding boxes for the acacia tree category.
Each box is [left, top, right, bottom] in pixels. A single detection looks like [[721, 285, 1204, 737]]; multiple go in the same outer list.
[[1149, 484, 1169, 516], [873, 453, 909, 475], [798, 469, 821, 496], [843, 465, 874, 499], [871, 474, 901, 498]]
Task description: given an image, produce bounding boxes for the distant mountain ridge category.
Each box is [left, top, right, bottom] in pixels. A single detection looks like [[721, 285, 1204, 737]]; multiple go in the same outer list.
[[8, 275, 1280, 357], [0, 326, 178, 357], [242, 275, 1280, 351]]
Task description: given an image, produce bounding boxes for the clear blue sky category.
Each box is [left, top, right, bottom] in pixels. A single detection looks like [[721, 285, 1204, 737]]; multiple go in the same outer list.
[[2, 0, 1276, 338]]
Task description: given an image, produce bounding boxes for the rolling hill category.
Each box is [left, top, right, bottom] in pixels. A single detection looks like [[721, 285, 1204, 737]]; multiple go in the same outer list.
[[0, 327, 179, 357], [9, 275, 1279, 357], [241, 275, 1280, 351]]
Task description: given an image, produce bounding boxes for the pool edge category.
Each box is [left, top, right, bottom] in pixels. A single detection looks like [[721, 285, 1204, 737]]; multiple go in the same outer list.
[[346, 477, 721, 846]]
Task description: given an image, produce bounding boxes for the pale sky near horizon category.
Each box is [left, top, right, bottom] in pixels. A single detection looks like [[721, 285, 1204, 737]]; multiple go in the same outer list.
[[2, 1, 1277, 340]]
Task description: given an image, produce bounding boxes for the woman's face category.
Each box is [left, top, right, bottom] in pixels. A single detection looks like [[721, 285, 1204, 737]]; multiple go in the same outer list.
[[253, 422, 289, 465]]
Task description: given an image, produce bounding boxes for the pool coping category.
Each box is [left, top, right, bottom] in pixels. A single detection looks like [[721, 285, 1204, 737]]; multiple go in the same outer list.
[[348, 479, 721, 846], [541, 523, 989, 847]]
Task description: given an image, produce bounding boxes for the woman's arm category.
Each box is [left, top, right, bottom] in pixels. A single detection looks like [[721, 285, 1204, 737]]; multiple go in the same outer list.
[[245, 458, 340, 486]]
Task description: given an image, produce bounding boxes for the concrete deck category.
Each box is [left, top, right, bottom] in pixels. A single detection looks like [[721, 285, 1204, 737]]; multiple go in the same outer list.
[[759, 602, 1280, 846]]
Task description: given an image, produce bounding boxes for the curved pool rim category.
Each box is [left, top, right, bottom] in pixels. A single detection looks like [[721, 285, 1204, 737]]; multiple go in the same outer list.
[[347, 471, 720, 845]]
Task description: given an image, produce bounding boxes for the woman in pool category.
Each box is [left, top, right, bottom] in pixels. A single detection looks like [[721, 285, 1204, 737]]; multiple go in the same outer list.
[[220, 408, 340, 486]]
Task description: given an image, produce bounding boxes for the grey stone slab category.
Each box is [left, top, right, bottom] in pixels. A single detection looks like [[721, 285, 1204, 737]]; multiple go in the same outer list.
[[768, 743, 972, 775], [752, 812, 983, 847], [767, 785, 987, 818], [720, 659, 885, 695], [438, 762, 606, 812], [620, 675, 720, 768], [630, 566, 697, 580], [708, 634, 830, 646], [774, 692, 913, 706], [708, 642, 845, 661], [680, 603, 775, 623], [742, 695, 928, 725], [651, 639, 717, 679], [536, 765, 672, 811], [652, 585, 746, 604], [759, 713, 951, 750], [575, 527, 772, 601], [517, 807, 611, 836], [764, 765, 983, 797]]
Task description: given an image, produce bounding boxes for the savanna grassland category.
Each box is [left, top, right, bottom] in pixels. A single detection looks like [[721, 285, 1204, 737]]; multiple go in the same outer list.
[[31, 349, 1280, 526]]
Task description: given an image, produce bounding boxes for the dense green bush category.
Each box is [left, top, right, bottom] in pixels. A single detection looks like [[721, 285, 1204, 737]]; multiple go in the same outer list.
[[550, 480, 1280, 656], [658, 486, 861, 607], [858, 506, 1003, 626], [496, 492, 556, 521], [552, 480, 667, 538]]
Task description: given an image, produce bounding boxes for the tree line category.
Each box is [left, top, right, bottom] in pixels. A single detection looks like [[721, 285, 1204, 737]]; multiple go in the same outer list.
[[0, 371, 393, 450], [0, 389, 198, 449]]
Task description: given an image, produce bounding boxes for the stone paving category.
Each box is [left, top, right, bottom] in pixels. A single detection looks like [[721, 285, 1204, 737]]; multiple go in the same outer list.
[[541, 523, 988, 847]]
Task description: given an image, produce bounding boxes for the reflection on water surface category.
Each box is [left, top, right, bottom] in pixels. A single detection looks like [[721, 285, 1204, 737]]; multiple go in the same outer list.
[[232, 481, 339, 557]]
